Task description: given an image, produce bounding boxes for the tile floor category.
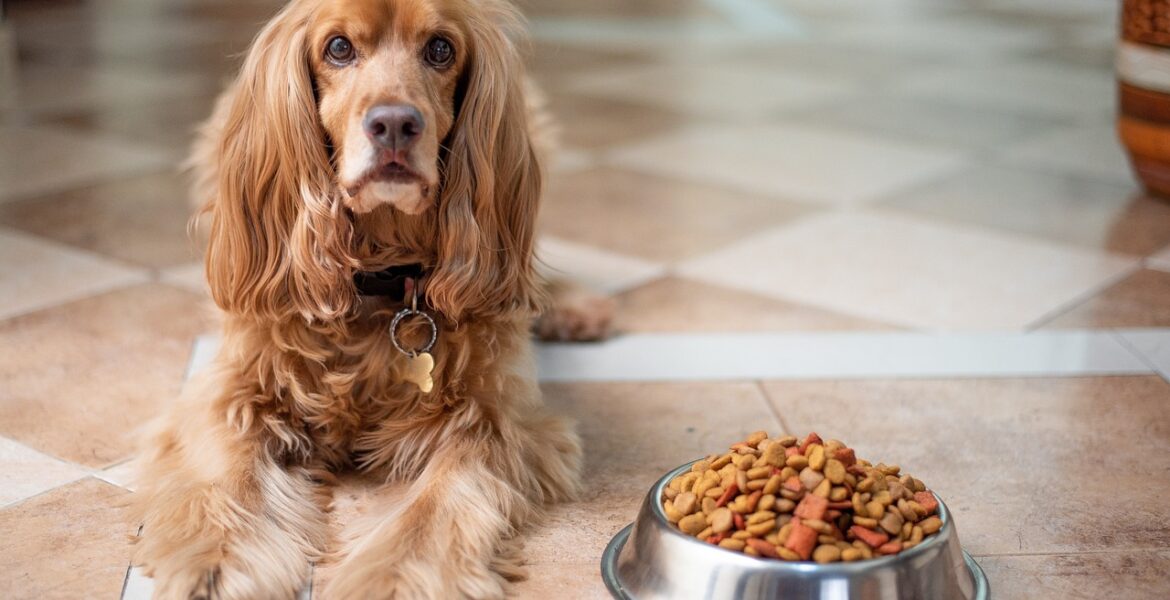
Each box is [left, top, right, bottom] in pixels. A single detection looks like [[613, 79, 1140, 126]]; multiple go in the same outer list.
[[2, 0, 1169, 598]]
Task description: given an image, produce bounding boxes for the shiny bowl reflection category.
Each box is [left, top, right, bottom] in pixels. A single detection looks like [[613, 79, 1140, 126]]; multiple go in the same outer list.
[[601, 461, 989, 600]]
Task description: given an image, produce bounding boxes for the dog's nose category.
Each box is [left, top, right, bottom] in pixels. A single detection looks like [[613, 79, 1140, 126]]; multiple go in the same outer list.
[[363, 104, 424, 151]]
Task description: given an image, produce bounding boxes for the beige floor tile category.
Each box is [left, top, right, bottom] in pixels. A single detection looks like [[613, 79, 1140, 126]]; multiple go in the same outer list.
[[541, 167, 813, 263], [762, 377, 1170, 555], [0, 436, 87, 508], [0, 284, 212, 468], [1040, 269, 1170, 328], [1002, 124, 1135, 185], [537, 236, 665, 294], [882, 166, 1170, 256], [160, 261, 209, 296], [894, 61, 1114, 119], [8, 61, 215, 116], [545, 92, 691, 150], [678, 211, 1138, 330], [0, 227, 149, 321], [782, 95, 1070, 152], [0, 125, 174, 203], [565, 63, 855, 120], [608, 124, 966, 206], [40, 92, 218, 154], [0, 171, 201, 269], [513, 562, 607, 600], [616, 276, 899, 333], [977, 551, 1170, 600], [818, 15, 1051, 58], [0, 478, 132, 599], [526, 382, 781, 569]]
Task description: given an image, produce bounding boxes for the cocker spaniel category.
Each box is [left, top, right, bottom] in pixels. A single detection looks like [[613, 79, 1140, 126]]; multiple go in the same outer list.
[[130, 0, 602, 597]]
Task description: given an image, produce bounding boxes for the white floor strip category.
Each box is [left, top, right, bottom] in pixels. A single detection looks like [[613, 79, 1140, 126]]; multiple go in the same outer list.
[[702, 0, 804, 35], [537, 330, 1155, 382], [122, 567, 311, 600], [184, 329, 1170, 384]]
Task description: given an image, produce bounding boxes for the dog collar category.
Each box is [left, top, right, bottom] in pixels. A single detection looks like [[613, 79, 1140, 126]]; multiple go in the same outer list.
[[353, 263, 426, 297]]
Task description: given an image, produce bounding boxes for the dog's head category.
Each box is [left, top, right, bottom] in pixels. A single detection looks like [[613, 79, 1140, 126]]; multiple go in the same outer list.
[[204, 0, 541, 323]]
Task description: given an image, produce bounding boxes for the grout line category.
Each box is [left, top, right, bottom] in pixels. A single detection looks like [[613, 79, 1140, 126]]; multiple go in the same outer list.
[[1110, 329, 1170, 382], [971, 548, 1170, 559], [1024, 261, 1143, 331], [756, 380, 793, 436]]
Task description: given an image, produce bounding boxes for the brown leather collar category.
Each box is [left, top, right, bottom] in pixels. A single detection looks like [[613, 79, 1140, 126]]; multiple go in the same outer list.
[[353, 264, 425, 298]]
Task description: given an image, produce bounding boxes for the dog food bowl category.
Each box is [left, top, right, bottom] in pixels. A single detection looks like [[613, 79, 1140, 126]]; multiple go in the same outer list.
[[601, 461, 989, 600]]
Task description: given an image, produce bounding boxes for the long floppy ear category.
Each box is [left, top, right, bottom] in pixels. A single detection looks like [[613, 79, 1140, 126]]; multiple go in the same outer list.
[[203, 1, 357, 323], [426, 1, 544, 323]]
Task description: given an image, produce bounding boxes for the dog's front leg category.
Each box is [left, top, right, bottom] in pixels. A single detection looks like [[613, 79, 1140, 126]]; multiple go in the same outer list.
[[131, 375, 328, 600], [325, 434, 547, 600]]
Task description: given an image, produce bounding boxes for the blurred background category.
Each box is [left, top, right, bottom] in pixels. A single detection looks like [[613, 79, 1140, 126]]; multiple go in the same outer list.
[[5, 1, 1170, 599]]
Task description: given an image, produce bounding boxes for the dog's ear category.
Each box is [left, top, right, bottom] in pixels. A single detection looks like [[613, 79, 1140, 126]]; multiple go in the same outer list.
[[426, 1, 544, 323], [203, 2, 356, 323]]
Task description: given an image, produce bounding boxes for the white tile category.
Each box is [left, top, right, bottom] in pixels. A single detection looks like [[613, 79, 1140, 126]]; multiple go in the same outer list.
[[1116, 329, 1170, 381], [95, 458, 138, 492], [607, 124, 966, 206], [566, 64, 854, 119], [893, 61, 1114, 119], [551, 147, 595, 175], [0, 436, 87, 508], [537, 236, 666, 294], [0, 228, 149, 320], [121, 565, 312, 600], [530, 18, 798, 50], [677, 211, 1138, 330], [537, 330, 1152, 382], [819, 16, 1050, 58], [1001, 124, 1134, 185], [160, 261, 207, 296], [1146, 245, 1170, 273], [0, 126, 174, 203]]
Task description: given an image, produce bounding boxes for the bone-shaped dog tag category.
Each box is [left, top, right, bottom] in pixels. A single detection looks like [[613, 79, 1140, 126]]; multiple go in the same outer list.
[[405, 352, 434, 393]]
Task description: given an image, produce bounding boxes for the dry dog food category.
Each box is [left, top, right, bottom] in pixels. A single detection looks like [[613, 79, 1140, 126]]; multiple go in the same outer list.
[[661, 432, 942, 563]]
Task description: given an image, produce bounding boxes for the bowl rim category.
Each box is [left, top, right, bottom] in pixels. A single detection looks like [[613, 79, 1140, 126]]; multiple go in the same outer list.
[[651, 459, 953, 573]]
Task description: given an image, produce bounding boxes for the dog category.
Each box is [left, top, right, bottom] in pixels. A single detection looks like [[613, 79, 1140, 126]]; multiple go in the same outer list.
[[130, 0, 601, 597]]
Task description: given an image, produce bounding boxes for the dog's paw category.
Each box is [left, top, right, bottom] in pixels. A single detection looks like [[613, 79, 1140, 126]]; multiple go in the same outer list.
[[536, 289, 615, 342]]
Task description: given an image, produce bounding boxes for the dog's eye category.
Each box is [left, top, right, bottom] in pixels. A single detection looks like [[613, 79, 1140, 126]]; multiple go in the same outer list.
[[423, 36, 454, 68], [326, 35, 355, 65]]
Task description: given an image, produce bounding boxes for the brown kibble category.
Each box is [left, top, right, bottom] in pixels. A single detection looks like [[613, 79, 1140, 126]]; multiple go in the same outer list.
[[808, 444, 827, 471], [678, 513, 708, 535], [719, 538, 747, 551], [799, 467, 825, 491], [762, 442, 786, 467], [748, 510, 776, 525], [824, 459, 846, 484], [746, 519, 776, 536], [666, 436, 941, 563], [879, 509, 905, 536], [812, 544, 842, 564], [711, 507, 734, 533]]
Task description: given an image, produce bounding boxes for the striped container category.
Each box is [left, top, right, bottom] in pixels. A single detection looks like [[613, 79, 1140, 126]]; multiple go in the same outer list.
[[1119, 0, 1170, 198]]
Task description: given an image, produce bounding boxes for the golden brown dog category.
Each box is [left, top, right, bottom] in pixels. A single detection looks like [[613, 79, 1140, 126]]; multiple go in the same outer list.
[[130, 1, 594, 597]]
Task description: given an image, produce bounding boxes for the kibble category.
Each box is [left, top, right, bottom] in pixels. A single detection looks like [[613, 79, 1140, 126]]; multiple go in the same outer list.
[[663, 432, 943, 563]]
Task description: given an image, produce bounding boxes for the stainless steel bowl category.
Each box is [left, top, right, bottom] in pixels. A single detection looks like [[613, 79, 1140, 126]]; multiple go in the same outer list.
[[601, 461, 989, 600]]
